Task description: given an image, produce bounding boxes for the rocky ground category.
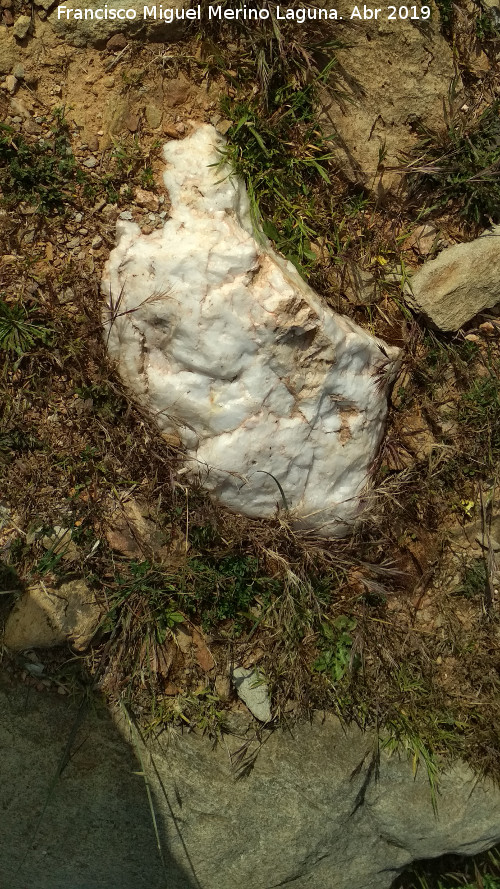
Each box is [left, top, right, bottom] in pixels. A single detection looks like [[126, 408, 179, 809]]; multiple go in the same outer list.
[[0, 5, 500, 870]]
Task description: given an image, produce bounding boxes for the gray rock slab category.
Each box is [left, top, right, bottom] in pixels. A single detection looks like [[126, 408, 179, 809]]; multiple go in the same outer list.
[[2, 676, 500, 889], [0, 674, 189, 889], [48, 0, 189, 47], [406, 227, 500, 331], [320, 0, 460, 194]]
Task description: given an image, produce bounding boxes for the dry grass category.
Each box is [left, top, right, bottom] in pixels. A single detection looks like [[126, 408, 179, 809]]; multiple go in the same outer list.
[[0, 23, 499, 797]]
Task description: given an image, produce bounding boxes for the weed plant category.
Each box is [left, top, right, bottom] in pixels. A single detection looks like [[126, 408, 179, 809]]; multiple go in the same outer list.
[[394, 843, 500, 889], [406, 101, 500, 226], [0, 110, 88, 213]]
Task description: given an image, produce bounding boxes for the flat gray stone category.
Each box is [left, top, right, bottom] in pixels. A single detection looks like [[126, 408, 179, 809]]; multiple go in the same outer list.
[[406, 227, 500, 331], [49, 0, 189, 47], [232, 667, 272, 722]]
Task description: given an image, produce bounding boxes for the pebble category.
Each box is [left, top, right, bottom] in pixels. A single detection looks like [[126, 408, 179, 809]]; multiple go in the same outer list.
[[13, 14, 31, 39], [5, 74, 17, 94], [66, 237, 81, 249], [23, 119, 42, 136], [163, 124, 178, 139], [119, 210, 133, 220], [12, 63, 24, 80], [232, 667, 272, 723], [83, 156, 98, 169], [91, 235, 103, 248], [102, 204, 118, 219]]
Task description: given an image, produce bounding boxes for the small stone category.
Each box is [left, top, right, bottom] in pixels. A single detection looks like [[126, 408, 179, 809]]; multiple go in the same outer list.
[[404, 223, 439, 256], [5, 74, 16, 93], [134, 187, 159, 212], [119, 210, 133, 221], [92, 235, 103, 249], [3, 578, 101, 652], [3, 10, 13, 25], [125, 111, 139, 133], [216, 119, 232, 136], [1, 0, 13, 9], [66, 236, 80, 249], [102, 203, 118, 220], [106, 33, 127, 51], [164, 76, 190, 108], [60, 287, 75, 304], [87, 135, 99, 151], [145, 103, 162, 130], [163, 124, 178, 139], [232, 667, 272, 722], [23, 118, 42, 135], [405, 226, 500, 331], [13, 14, 31, 40], [12, 62, 24, 79], [83, 156, 98, 168]]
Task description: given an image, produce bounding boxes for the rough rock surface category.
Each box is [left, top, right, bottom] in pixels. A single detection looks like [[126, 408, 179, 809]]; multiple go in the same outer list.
[[406, 226, 500, 330], [322, 4, 460, 194], [2, 680, 500, 889], [103, 125, 399, 537], [49, 0, 188, 46], [3, 578, 101, 651], [0, 28, 18, 73]]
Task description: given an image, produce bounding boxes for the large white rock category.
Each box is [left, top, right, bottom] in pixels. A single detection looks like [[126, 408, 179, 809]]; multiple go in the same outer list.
[[103, 125, 398, 537]]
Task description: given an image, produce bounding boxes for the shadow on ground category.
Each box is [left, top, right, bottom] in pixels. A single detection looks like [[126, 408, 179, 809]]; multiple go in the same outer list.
[[0, 671, 196, 889]]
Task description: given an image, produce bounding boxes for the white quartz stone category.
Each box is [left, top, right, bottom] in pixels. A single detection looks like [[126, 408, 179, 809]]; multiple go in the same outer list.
[[102, 125, 399, 537]]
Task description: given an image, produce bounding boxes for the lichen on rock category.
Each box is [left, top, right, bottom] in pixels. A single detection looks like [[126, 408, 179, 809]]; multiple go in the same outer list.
[[103, 125, 399, 537]]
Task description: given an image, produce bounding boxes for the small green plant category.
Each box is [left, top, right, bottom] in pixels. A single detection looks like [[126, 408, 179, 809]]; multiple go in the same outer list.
[[0, 297, 53, 358], [0, 110, 87, 213], [100, 137, 157, 202], [407, 101, 500, 225], [146, 687, 228, 739], [394, 842, 500, 888], [220, 75, 335, 275], [456, 558, 487, 598], [435, 0, 454, 36], [313, 615, 359, 682], [475, 9, 500, 42], [182, 554, 264, 631], [459, 365, 500, 466]]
